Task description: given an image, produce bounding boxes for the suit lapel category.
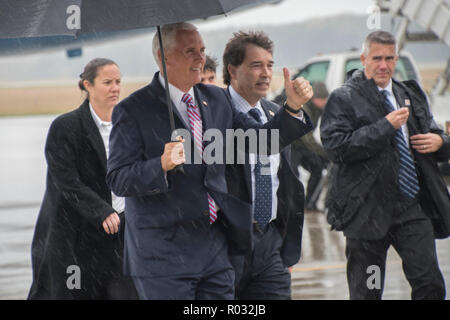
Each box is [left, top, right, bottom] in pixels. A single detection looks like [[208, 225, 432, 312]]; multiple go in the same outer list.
[[392, 82, 420, 134], [230, 90, 252, 197], [78, 100, 107, 170], [260, 100, 296, 175], [243, 161, 252, 197], [194, 86, 213, 133], [260, 99, 276, 120], [148, 72, 189, 131]]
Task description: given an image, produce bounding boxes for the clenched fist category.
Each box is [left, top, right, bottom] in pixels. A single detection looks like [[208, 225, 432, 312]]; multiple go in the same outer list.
[[161, 136, 186, 172], [385, 107, 409, 129], [283, 67, 314, 112], [102, 212, 120, 234]]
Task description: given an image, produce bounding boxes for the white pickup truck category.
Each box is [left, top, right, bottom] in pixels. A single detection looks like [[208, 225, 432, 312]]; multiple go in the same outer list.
[[292, 49, 420, 91]]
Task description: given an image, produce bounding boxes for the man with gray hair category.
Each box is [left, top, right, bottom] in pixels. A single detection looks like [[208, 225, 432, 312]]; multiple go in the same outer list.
[[107, 22, 313, 300], [223, 30, 312, 300], [320, 30, 449, 299]]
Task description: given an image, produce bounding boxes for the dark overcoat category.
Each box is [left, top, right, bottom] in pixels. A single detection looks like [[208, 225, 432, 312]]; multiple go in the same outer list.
[[320, 69, 450, 240], [28, 100, 133, 299]]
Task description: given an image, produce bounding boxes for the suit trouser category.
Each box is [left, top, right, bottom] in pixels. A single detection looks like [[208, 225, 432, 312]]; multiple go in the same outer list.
[[345, 204, 446, 300], [292, 148, 327, 208], [235, 222, 291, 300], [131, 217, 235, 300]]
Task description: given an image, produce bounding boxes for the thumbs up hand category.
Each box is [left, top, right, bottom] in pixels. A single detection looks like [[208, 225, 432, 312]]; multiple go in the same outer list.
[[283, 67, 313, 112]]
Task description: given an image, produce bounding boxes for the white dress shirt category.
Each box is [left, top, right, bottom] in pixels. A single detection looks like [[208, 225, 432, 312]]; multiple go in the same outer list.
[[89, 104, 125, 214], [158, 73, 196, 128], [158, 74, 219, 211], [378, 80, 410, 147], [229, 85, 281, 222]]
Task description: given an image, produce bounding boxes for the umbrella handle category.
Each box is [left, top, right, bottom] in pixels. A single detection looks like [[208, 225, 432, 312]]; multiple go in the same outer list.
[[170, 135, 186, 176], [173, 164, 186, 175], [158, 25, 186, 176], [158, 25, 184, 176], [157, 25, 176, 133]]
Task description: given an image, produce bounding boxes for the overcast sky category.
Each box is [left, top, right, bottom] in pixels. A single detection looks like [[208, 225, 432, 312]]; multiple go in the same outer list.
[[197, 0, 376, 30], [0, 0, 382, 85]]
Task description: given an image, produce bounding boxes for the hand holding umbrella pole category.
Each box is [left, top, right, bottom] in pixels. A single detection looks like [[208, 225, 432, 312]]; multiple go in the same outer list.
[[157, 25, 185, 175]]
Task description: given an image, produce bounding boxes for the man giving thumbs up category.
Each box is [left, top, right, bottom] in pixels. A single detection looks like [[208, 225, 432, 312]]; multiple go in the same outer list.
[[222, 30, 314, 300]]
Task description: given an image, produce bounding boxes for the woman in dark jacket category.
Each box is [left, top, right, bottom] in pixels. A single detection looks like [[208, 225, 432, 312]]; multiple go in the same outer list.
[[28, 58, 137, 299]]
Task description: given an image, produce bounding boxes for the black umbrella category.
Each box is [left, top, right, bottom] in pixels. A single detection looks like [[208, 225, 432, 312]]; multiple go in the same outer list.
[[0, 0, 281, 38], [1, 0, 281, 174], [0, 0, 280, 134]]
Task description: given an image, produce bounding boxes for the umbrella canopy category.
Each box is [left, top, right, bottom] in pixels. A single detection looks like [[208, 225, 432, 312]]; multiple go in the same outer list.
[[0, 0, 280, 169], [0, 0, 278, 38]]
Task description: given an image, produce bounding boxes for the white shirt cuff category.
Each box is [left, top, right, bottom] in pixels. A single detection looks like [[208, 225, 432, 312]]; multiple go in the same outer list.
[[291, 109, 306, 123]]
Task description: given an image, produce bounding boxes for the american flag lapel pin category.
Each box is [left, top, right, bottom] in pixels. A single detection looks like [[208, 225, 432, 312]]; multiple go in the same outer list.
[[404, 99, 411, 106]]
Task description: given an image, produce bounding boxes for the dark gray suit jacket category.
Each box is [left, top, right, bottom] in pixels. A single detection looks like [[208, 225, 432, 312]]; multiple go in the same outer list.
[[226, 97, 310, 267]]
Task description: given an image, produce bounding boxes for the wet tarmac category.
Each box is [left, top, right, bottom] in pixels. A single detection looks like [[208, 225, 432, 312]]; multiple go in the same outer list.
[[291, 210, 450, 300], [0, 115, 449, 300], [1, 205, 449, 300]]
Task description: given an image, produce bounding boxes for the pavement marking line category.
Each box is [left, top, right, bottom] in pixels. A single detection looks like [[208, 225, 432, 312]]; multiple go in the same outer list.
[[292, 264, 346, 273], [292, 259, 404, 273]]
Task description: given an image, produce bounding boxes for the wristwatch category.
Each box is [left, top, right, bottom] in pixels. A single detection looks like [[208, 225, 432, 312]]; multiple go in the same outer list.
[[283, 102, 302, 114]]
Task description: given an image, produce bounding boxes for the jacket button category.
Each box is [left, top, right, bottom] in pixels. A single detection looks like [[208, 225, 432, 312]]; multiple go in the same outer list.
[[202, 210, 209, 217]]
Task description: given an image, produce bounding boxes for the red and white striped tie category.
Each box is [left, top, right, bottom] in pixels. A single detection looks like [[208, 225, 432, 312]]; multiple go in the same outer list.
[[182, 93, 217, 224]]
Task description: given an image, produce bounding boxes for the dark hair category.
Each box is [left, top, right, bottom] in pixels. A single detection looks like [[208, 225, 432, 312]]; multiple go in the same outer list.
[[78, 58, 118, 93], [362, 31, 398, 56], [204, 55, 218, 73], [312, 82, 329, 99], [222, 31, 273, 85]]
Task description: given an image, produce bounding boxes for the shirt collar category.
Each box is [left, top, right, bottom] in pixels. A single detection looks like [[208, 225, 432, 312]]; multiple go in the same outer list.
[[229, 85, 262, 114], [377, 79, 393, 96], [158, 72, 195, 106], [89, 103, 112, 129]]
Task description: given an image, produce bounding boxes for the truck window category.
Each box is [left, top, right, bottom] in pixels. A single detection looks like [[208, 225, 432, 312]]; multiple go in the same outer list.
[[296, 61, 330, 83], [272, 61, 330, 105], [345, 57, 418, 82]]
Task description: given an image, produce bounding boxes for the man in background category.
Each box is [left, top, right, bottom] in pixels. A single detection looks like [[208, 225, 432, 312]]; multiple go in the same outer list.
[[200, 55, 218, 85], [290, 82, 329, 211]]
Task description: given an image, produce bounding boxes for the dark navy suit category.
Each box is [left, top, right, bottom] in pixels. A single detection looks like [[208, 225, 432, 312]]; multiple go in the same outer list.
[[106, 72, 312, 299], [226, 96, 311, 299]]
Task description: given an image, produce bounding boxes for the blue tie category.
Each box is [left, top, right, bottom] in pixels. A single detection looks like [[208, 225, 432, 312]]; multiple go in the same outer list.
[[381, 90, 420, 199], [248, 108, 272, 228]]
